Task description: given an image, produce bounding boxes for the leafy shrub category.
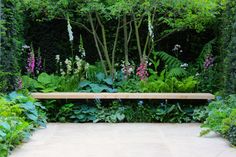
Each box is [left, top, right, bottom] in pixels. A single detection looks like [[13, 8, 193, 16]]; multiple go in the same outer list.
[[22, 73, 62, 92], [140, 73, 198, 93], [0, 91, 47, 157], [78, 72, 117, 93], [22, 72, 81, 92], [4, 92, 47, 128], [117, 78, 142, 92], [228, 125, 236, 146], [46, 100, 204, 123], [192, 106, 209, 122], [155, 103, 194, 123], [201, 95, 236, 146]]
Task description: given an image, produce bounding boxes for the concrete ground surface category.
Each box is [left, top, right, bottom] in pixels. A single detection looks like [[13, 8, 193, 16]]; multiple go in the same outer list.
[[10, 123, 236, 157]]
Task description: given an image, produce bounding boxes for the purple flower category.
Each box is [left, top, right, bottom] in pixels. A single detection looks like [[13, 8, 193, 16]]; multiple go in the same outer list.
[[26, 52, 35, 74], [18, 78, 23, 89], [204, 54, 214, 69], [36, 56, 42, 72], [136, 61, 149, 80]]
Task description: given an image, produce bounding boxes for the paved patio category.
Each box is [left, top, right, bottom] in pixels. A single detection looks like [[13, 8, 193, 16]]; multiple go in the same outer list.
[[10, 123, 236, 157]]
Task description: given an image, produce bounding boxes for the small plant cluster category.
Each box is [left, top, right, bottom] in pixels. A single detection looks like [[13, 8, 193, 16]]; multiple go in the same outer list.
[[44, 100, 207, 123], [22, 45, 43, 76], [201, 95, 236, 146], [0, 91, 47, 157], [55, 55, 89, 77]]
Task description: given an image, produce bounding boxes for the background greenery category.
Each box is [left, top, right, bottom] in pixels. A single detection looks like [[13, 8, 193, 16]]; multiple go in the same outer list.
[[0, 0, 236, 154]]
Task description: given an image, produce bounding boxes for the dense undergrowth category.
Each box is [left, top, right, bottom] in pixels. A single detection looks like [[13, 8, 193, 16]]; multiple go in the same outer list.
[[0, 92, 46, 157], [44, 100, 208, 123], [201, 95, 236, 146]]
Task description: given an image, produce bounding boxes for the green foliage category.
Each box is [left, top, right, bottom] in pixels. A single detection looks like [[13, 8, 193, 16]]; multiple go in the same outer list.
[[22, 72, 81, 92], [222, 0, 236, 94], [156, 51, 182, 68], [192, 106, 209, 122], [125, 104, 155, 122], [201, 95, 236, 146], [96, 101, 126, 123], [22, 73, 62, 92], [0, 91, 47, 157], [196, 39, 216, 70], [78, 72, 117, 93], [15, 0, 225, 75], [46, 100, 205, 123], [0, 71, 14, 93], [228, 125, 236, 146], [0, 0, 24, 93], [196, 65, 223, 93], [155, 103, 193, 123], [140, 71, 198, 93], [152, 51, 187, 78], [225, 52, 236, 94], [5, 91, 47, 128], [117, 78, 142, 92]]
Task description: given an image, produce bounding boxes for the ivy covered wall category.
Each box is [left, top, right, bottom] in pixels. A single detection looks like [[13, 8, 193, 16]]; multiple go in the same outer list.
[[223, 0, 236, 94], [0, 0, 24, 92]]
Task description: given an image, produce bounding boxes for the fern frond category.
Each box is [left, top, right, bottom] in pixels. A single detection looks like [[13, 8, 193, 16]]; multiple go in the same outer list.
[[167, 67, 187, 78], [196, 39, 216, 69], [156, 51, 182, 67]]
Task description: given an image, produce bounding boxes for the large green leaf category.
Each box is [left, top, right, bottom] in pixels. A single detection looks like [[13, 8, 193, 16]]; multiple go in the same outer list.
[[96, 72, 105, 81], [37, 73, 52, 85], [79, 81, 91, 88], [103, 77, 113, 85]]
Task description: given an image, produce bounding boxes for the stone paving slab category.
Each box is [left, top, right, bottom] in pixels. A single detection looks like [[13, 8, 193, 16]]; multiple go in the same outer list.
[[10, 123, 236, 157]]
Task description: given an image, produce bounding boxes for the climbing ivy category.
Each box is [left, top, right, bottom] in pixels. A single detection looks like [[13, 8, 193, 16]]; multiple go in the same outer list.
[[0, 0, 24, 92], [222, 0, 236, 94]]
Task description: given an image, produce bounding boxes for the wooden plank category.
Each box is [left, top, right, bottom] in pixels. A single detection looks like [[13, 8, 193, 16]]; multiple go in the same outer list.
[[31, 92, 215, 100]]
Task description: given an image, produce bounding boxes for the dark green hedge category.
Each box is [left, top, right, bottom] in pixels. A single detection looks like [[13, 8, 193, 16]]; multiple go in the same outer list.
[[223, 0, 236, 94], [0, 0, 24, 92]]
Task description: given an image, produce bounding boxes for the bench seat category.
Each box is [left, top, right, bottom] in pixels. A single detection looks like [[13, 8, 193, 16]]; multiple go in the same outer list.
[[31, 92, 215, 100]]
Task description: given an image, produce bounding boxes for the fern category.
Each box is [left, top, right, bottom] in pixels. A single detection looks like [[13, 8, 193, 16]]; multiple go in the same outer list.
[[167, 67, 187, 78], [196, 39, 216, 69], [156, 51, 182, 67]]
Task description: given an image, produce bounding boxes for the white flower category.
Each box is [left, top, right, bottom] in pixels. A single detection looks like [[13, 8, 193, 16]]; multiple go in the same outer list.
[[148, 14, 154, 41], [67, 18, 73, 42], [180, 63, 188, 69], [65, 59, 69, 64], [85, 63, 89, 70], [55, 55, 60, 63], [61, 71, 66, 76], [65, 58, 72, 75], [79, 35, 86, 58], [75, 55, 80, 61], [22, 45, 30, 49], [195, 73, 200, 76], [128, 67, 134, 73]]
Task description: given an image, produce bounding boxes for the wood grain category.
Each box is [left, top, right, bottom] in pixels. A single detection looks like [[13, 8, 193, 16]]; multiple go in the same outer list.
[[31, 92, 215, 100]]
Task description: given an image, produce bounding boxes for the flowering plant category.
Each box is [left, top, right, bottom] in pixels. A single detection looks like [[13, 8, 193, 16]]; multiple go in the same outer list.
[[204, 54, 214, 69], [55, 55, 89, 77], [23, 45, 43, 76], [136, 60, 149, 80]]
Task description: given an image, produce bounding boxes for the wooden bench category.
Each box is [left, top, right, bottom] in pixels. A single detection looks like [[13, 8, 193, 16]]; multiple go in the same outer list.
[[31, 92, 215, 100]]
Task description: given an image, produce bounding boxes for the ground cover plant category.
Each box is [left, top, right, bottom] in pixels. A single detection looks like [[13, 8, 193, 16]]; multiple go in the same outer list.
[[201, 95, 236, 146], [0, 92, 47, 157], [43, 99, 208, 123]]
